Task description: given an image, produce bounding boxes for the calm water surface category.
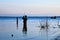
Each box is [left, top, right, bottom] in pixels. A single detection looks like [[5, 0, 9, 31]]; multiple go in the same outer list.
[[0, 18, 60, 40]]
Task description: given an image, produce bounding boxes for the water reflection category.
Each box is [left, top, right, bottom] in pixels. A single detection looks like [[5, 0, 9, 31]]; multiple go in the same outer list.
[[1, 17, 60, 40], [53, 35, 60, 40], [23, 31, 27, 34]]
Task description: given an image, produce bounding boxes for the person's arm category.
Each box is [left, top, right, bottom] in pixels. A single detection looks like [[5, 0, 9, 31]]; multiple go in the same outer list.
[[22, 16, 24, 19]]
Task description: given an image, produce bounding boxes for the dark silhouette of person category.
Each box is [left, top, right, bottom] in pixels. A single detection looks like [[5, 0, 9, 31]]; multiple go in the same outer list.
[[16, 17, 18, 29], [22, 15, 27, 32]]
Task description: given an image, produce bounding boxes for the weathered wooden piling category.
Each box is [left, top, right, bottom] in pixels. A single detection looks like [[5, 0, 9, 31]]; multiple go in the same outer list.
[[16, 17, 18, 29]]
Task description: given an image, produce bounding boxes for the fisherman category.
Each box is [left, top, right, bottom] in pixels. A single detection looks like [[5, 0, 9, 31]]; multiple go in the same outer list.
[[22, 15, 27, 32]]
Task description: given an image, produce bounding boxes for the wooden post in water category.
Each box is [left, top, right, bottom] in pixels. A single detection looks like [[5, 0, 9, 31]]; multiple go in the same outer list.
[[57, 19, 60, 28], [22, 15, 27, 33], [16, 17, 18, 29], [46, 17, 48, 40], [46, 17, 48, 29]]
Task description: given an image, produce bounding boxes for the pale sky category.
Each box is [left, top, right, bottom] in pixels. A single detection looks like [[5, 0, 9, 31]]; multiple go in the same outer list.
[[0, 0, 60, 16]]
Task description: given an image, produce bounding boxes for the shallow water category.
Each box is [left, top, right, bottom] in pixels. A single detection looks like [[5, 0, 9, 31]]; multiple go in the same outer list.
[[0, 18, 60, 40]]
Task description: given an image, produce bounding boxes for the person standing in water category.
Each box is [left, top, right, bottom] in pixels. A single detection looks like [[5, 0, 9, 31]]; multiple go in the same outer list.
[[22, 15, 27, 32]]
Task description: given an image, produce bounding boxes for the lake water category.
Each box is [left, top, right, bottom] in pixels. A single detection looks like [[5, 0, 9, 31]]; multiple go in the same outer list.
[[0, 17, 60, 40]]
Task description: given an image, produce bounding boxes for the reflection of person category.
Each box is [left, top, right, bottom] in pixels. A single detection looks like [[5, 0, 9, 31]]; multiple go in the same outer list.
[[22, 15, 27, 32]]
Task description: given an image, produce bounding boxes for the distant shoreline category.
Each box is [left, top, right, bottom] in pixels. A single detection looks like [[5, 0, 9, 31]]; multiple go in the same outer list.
[[0, 16, 60, 18], [0, 16, 60, 20]]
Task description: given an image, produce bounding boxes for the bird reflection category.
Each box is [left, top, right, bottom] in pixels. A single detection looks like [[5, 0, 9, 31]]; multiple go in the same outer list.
[[11, 34, 14, 37]]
